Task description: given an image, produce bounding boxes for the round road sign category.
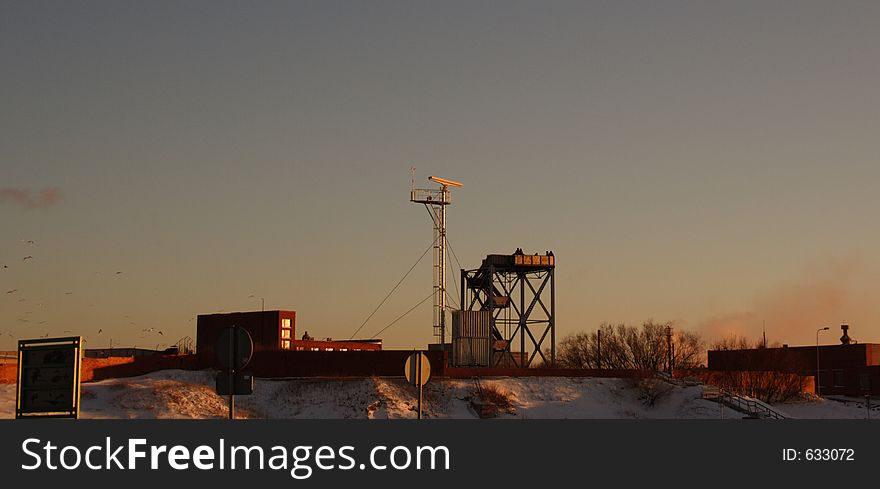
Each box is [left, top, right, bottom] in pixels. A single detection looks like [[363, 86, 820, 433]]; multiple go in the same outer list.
[[215, 326, 254, 371], [404, 352, 431, 387]]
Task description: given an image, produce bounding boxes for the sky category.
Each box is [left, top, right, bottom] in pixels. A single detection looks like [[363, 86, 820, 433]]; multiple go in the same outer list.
[[2, 1, 879, 351]]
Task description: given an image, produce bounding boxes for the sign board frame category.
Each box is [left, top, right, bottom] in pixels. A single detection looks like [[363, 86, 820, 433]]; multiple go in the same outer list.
[[214, 325, 254, 419], [404, 351, 431, 419], [215, 326, 254, 371], [216, 371, 255, 396], [16, 336, 83, 419], [404, 351, 431, 387]]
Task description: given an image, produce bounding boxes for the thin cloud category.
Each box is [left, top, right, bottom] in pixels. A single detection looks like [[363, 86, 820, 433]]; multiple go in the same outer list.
[[0, 187, 62, 209]]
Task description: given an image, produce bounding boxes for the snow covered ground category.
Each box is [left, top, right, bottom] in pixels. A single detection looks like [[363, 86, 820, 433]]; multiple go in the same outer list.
[[773, 396, 880, 419], [0, 370, 876, 419]]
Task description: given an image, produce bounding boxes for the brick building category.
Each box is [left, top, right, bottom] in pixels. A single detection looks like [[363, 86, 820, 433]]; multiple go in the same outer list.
[[707, 325, 880, 396], [196, 310, 381, 365]]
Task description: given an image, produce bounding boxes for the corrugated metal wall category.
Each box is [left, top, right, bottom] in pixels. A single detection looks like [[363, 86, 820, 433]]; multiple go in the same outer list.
[[452, 310, 491, 367]]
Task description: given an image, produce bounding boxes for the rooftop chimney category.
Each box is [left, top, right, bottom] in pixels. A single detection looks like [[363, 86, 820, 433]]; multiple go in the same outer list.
[[840, 324, 852, 345]]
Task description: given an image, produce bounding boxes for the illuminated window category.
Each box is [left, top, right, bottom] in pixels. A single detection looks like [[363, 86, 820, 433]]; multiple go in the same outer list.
[[280, 318, 293, 347]]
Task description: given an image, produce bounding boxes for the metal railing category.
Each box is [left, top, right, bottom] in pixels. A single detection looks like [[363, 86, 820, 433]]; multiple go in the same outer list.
[[410, 188, 450, 205], [702, 386, 787, 419], [175, 336, 195, 355]]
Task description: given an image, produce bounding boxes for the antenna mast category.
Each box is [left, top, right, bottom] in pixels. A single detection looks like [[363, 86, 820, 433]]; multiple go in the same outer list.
[[410, 172, 463, 345]]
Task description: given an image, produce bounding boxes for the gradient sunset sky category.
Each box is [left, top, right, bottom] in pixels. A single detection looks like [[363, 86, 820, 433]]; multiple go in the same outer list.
[[2, 1, 879, 350]]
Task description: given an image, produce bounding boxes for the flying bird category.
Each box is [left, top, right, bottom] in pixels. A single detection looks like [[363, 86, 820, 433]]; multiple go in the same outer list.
[[158, 331, 164, 336], [6, 289, 17, 294], [98, 328, 103, 334], [115, 271, 123, 275], [22, 256, 32, 260], [64, 292, 73, 295], [22, 239, 34, 244]]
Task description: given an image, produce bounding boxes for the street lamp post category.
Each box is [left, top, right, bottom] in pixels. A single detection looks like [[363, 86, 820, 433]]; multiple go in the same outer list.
[[248, 295, 265, 312], [816, 327, 830, 397]]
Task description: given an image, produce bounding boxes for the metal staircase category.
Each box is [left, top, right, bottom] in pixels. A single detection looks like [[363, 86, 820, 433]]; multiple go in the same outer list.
[[702, 386, 789, 419]]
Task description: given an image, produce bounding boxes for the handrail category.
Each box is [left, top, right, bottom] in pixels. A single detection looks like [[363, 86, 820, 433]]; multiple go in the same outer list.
[[702, 385, 787, 419]]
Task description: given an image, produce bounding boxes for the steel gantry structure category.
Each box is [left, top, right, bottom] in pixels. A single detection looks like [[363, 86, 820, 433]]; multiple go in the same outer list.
[[461, 250, 556, 368]]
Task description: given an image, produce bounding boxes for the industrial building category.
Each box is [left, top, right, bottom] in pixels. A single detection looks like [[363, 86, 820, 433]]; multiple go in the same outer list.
[[196, 310, 381, 364], [707, 325, 880, 396]]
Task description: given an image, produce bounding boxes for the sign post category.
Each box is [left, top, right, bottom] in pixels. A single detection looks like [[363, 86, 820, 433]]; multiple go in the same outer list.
[[215, 325, 254, 420], [404, 351, 431, 419]]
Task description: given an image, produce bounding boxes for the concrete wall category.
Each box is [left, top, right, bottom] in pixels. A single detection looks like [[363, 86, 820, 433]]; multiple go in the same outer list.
[[0, 354, 200, 384], [0, 352, 659, 384], [214, 350, 446, 378], [444, 367, 652, 378]]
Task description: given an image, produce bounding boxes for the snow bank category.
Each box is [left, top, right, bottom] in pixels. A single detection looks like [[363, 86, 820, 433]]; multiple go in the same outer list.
[[0, 370, 875, 419]]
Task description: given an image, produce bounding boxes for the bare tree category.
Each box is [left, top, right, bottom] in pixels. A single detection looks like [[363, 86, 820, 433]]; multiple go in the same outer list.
[[556, 331, 595, 369], [706, 333, 809, 402], [673, 330, 706, 369], [557, 321, 705, 371], [598, 323, 631, 369], [710, 333, 753, 351], [625, 320, 667, 371]]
